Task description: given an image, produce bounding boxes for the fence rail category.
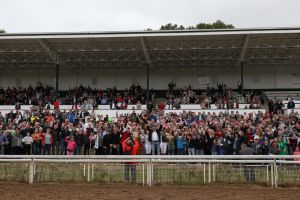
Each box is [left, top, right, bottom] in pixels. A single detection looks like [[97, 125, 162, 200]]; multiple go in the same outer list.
[[0, 155, 300, 187]]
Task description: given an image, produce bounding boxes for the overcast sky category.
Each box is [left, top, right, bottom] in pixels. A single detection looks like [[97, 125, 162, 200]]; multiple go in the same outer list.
[[0, 0, 299, 33]]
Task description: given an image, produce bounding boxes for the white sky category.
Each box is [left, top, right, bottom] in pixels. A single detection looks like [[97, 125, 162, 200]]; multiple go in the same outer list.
[[0, 0, 299, 33]]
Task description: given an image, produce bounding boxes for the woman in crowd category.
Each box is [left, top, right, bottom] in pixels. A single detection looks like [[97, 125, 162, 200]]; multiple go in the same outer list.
[[31, 127, 42, 155]]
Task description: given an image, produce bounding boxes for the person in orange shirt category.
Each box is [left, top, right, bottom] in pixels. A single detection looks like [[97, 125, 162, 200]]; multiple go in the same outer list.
[[31, 127, 42, 155]]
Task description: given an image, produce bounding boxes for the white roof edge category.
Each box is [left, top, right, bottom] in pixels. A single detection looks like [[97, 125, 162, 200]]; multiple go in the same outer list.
[[0, 27, 300, 40]]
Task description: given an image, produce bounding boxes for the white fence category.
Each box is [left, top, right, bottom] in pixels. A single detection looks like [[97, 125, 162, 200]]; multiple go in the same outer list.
[[0, 155, 299, 187]]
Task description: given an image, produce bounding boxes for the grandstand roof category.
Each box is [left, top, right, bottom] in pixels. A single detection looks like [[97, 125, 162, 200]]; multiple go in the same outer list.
[[0, 27, 300, 69]]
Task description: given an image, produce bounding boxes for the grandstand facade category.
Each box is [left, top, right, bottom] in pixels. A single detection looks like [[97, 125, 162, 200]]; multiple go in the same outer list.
[[0, 27, 300, 92]]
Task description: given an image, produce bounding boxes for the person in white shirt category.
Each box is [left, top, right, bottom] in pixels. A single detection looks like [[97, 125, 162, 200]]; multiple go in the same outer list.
[[22, 132, 33, 155], [149, 126, 161, 155]]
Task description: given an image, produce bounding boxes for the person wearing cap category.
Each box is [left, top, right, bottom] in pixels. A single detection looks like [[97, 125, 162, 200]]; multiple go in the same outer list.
[[252, 135, 262, 155]]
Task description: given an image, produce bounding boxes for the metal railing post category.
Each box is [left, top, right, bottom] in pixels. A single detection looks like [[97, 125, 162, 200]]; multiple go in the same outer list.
[[142, 164, 145, 186], [203, 164, 206, 183], [208, 162, 211, 183], [271, 163, 274, 187], [87, 163, 91, 182], [274, 159, 278, 187], [213, 164, 216, 182], [266, 165, 269, 183], [29, 159, 34, 184], [91, 164, 94, 181], [147, 159, 152, 187], [33, 161, 36, 176], [83, 164, 86, 177]]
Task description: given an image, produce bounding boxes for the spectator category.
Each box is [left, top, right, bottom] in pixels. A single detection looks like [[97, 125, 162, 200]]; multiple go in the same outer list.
[[32, 128, 42, 155], [294, 146, 300, 161], [167, 133, 175, 155], [110, 126, 121, 155], [94, 130, 104, 155], [239, 142, 255, 181], [252, 136, 262, 155], [176, 130, 186, 155], [11, 129, 23, 155], [287, 99, 295, 109], [22, 132, 33, 155], [42, 128, 53, 155], [187, 134, 196, 155], [0, 130, 8, 155], [160, 130, 168, 155], [65, 136, 77, 155], [277, 136, 288, 155], [149, 126, 160, 155], [122, 136, 140, 183]]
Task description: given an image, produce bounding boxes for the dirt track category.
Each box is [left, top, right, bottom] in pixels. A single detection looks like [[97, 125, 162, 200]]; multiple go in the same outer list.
[[1, 183, 300, 200]]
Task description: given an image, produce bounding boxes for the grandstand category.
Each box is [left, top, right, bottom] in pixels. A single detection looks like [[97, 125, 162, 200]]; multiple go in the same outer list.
[[1, 27, 300, 191], [1, 27, 300, 114]]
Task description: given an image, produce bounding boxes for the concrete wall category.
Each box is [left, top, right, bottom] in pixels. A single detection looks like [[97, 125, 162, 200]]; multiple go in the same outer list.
[[0, 65, 299, 90]]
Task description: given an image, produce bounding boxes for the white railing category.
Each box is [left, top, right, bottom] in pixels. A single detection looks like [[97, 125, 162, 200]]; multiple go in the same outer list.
[[0, 155, 299, 187]]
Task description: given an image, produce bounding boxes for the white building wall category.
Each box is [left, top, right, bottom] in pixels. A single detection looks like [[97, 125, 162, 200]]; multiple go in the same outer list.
[[0, 66, 299, 90]]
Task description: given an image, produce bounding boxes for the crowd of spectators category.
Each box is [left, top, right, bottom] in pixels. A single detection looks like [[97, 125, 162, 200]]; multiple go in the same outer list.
[[0, 83, 150, 110], [166, 82, 260, 109], [0, 84, 55, 106], [66, 83, 148, 109], [0, 83, 263, 112], [268, 97, 297, 115], [0, 103, 300, 157]]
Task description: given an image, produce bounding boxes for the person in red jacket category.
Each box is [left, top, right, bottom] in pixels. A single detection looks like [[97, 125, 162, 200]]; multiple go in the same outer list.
[[53, 99, 60, 109], [122, 136, 140, 183]]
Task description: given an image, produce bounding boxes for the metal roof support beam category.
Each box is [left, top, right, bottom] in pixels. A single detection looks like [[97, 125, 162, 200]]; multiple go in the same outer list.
[[140, 37, 151, 103], [239, 34, 250, 63], [238, 35, 249, 96], [38, 39, 61, 64], [140, 37, 151, 65], [38, 39, 61, 96]]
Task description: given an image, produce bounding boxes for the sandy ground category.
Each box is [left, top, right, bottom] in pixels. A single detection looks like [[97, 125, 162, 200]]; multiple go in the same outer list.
[[1, 183, 300, 200]]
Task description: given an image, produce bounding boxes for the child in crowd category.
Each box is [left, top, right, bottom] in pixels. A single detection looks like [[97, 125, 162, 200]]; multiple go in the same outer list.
[[22, 132, 33, 155]]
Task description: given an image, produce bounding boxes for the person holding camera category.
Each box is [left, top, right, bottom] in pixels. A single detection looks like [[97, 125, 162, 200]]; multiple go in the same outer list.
[[122, 135, 140, 183]]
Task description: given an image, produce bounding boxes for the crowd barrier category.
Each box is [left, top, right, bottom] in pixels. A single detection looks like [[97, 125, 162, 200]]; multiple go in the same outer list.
[[0, 155, 299, 187]]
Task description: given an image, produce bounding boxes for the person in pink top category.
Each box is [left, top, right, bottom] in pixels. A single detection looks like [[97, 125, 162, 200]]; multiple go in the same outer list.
[[294, 146, 300, 161], [65, 136, 77, 155]]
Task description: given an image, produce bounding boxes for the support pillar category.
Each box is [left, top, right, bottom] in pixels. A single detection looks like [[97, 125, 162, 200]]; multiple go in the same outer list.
[[146, 63, 150, 103], [55, 63, 59, 99], [240, 61, 244, 95]]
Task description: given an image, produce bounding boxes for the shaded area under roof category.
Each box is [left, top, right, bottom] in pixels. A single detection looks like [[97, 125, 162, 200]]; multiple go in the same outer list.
[[0, 27, 300, 69]]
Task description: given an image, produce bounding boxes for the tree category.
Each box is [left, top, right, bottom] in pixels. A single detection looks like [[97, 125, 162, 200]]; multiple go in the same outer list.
[[158, 20, 234, 30], [160, 23, 185, 30], [0, 29, 6, 33], [209, 20, 234, 29]]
